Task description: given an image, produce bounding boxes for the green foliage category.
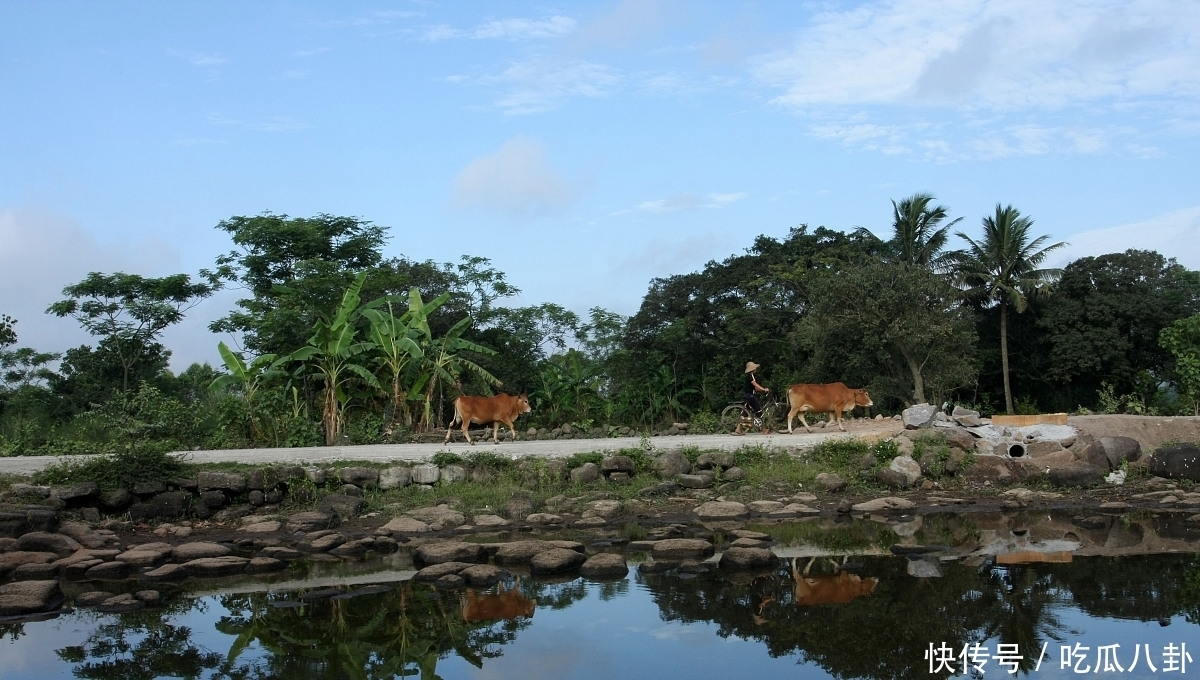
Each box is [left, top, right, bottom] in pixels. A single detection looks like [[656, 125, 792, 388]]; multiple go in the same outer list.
[[464, 451, 514, 471], [565, 452, 603, 468], [33, 448, 188, 490], [1161, 314, 1200, 416], [687, 411, 721, 434], [430, 451, 465, 467]]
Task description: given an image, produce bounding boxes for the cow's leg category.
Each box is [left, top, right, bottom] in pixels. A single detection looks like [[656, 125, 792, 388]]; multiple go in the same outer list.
[[491, 421, 500, 445], [505, 419, 518, 441], [464, 418, 475, 445], [799, 409, 813, 433], [786, 406, 798, 433], [832, 410, 846, 431]]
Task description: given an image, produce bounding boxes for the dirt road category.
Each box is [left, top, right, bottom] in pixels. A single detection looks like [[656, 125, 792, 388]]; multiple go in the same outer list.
[[0, 420, 906, 477]]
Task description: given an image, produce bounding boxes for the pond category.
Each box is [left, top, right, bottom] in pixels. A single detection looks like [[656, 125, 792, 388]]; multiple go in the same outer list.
[[4, 509, 1200, 680]]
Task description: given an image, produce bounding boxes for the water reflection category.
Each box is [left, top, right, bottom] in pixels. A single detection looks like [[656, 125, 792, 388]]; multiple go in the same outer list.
[[5, 509, 1200, 679]]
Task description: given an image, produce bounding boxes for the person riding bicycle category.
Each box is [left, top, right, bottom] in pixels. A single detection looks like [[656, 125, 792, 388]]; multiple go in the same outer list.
[[735, 361, 771, 435]]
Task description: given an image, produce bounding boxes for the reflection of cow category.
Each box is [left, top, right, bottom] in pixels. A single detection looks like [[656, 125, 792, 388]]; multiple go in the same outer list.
[[461, 584, 536, 623], [786, 383, 874, 433], [444, 393, 532, 445], [791, 557, 878, 606]]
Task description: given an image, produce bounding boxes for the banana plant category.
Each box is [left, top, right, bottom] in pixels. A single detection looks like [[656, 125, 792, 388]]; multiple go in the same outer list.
[[360, 289, 448, 432], [289, 272, 381, 445]]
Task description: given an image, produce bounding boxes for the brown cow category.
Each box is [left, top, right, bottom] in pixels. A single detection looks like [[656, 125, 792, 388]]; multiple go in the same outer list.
[[462, 584, 535, 622], [786, 382, 873, 433], [791, 557, 878, 606], [444, 393, 532, 445]]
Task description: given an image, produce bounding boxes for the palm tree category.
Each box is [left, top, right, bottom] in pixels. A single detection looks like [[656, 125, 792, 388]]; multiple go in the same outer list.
[[954, 204, 1066, 414], [890, 192, 961, 271]]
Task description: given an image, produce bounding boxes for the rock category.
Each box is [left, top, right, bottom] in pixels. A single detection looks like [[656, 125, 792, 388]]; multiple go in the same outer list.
[[1148, 444, 1200, 481], [414, 541, 487, 566], [340, 467, 379, 488], [676, 473, 715, 489], [530, 548, 586, 574], [815, 473, 847, 492], [318, 494, 367, 519], [411, 464, 441, 485], [16, 531, 81, 558], [240, 520, 282, 533], [718, 547, 777, 570], [693, 501, 748, 520], [876, 467, 911, 489], [1049, 462, 1105, 488], [1100, 436, 1142, 467], [286, 511, 339, 532], [84, 561, 132, 580], [115, 543, 174, 567], [722, 467, 747, 481], [198, 471, 247, 493], [50, 481, 99, 504], [852, 497, 917, 513], [407, 505, 466, 530], [526, 513, 563, 525], [441, 465, 467, 484], [472, 514, 511, 528], [748, 500, 784, 514], [172, 542, 233, 561], [459, 564, 508, 587], [182, 556, 250, 577], [903, 403, 938, 429], [0, 580, 64, 616], [414, 562, 471, 581], [889, 456, 922, 485], [378, 516, 430, 535], [379, 466, 412, 490], [570, 462, 600, 484], [582, 500, 622, 519], [652, 538, 715, 560], [298, 533, 346, 553], [128, 491, 192, 521], [961, 454, 1017, 485], [143, 563, 189, 581], [601, 455, 635, 476], [493, 540, 583, 565], [580, 553, 629, 579], [696, 453, 735, 471], [654, 451, 693, 478]]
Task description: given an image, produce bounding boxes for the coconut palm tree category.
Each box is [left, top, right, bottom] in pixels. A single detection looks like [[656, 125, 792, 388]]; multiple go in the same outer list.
[[954, 204, 1066, 414], [890, 192, 962, 271]]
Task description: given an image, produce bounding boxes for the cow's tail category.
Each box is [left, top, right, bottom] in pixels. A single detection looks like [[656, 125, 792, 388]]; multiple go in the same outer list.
[[449, 399, 462, 428]]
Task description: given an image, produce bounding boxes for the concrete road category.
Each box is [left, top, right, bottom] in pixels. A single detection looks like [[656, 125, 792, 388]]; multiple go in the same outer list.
[[0, 422, 902, 477]]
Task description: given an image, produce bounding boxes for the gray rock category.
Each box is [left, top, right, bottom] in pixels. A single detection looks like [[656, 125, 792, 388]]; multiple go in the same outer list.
[[182, 556, 250, 577], [570, 462, 601, 484], [317, 494, 367, 519], [722, 467, 747, 481], [676, 473, 715, 489], [247, 467, 280, 491], [530, 548, 587, 574], [459, 564, 508, 587], [0, 580, 64, 616], [903, 403, 938, 429], [200, 490, 227, 509], [696, 453, 735, 471], [286, 511, 339, 533], [1149, 444, 1200, 481], [652, 539, 715, 560], [378, 516, 431, 535], [1100, 436, 1142, 467], [406, 505, 465, 530], [654, 451, 693, 478], [441, 465, 467, 483], [172, 542, 232, 561], [50, 481, 99, 504], [875, 467, 911, 489], [580, 553, 629, 579], [1048, 462, 1105, 488], [198, 471, 247, 493], [415, 541, 488, 566], [414, 562, 471, 581], [493, 540, 584, 565], [341, 466, 379, 488], [889, 456, 922, 484], [601, 455, 635, 475], [16, 532, 81, 558], [142, 563, 189, 580], [128, 491, 192, 522], [852, 497, 917, 512], [379, 466, 412, 489], [84, 561, 133, 580], [411, 464, 441, 485], [718, 547, 778, 570], [694, 501, 748, 520]]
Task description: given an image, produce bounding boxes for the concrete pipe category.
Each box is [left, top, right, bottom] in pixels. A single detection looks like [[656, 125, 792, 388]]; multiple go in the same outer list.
[[1007, 442, 1027, 458]]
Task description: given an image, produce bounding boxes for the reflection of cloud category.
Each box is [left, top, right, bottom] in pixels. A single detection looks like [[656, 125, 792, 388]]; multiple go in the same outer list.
[[1051, 205, 1200, 270], [451, 136, 578, 218]]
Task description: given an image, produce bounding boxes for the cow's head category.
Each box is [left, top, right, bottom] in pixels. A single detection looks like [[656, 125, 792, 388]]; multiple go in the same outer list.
[[853, 389, 873, 408], [517, 394, 532, 413]]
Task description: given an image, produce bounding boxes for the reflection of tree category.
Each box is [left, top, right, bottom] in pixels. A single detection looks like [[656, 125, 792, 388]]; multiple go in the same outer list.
[[978, 565, 1068, 672], [55, 607, 241, 680], [213, 580, 561, 680], [1057, 554, 1199, 623]]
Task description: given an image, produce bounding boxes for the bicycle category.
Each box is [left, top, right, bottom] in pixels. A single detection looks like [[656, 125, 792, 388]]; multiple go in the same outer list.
[[720, 392, 784, 434]]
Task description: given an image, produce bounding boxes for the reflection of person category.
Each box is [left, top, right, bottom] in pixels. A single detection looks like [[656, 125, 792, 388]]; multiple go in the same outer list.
[[736, 361, 771, 435]]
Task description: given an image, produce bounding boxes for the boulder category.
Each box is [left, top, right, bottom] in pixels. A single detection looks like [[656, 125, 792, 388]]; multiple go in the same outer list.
[[317, 494, 367, 519], [815, 473, 847, 492], [406, 505, 466, 530], [696, 453, 735, 471], [1049, 462, 1105, 488], [889, 456, 922, 485], [182, 556, 250, 577], [198, 471, 247, 493], [570, 462, 600, 484], [654, 451, 693, 478], [340, 467, 379, 488], [693, 501, 748, 520], [530, 548, 586, 575], [172, 542, 233, 561], [379, 466, 412, 490], [0, 580, 64, 617], [652, 539, 715, 561], [16, 532, 81, 558], [1099, 436, 1142, 467], [411, 464, 441, 485], [903, 403, 938, 429], [286, 511, 339, 533], [1149, 444, 1200, 481], [414, 541, 488, 566], [718, 547, 778, 570], [580, 553, 629, 579], [600, 455, 635, 476]]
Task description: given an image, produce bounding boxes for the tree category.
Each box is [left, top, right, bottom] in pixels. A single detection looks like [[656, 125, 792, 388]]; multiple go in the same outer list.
[[361, 289, 441, 431], [800, 261, 977, 406], [0, 314, 15, 349], [1161, 314, 1200, 416], [954, 205, 1066, 414], [47, 272, 215, 392], [1040, 250, 1200, 408], [888, 192, 961, 271], [209, 213, 387, 356]]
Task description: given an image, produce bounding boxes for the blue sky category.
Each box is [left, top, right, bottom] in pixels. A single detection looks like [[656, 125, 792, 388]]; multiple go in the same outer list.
[[2, 0, 1199, 370]]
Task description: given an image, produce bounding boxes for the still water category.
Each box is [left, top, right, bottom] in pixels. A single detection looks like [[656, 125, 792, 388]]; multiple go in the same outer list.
[[4, 510, 1200, 680]]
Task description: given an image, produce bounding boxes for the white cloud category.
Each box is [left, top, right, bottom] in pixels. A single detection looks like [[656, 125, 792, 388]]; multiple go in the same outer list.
[[206, 112, 309, 132], [450, 136, 577, 218], [635, 192, 746, 214], [482, 58, 622, 114], [1051, 205, 1200, 270], [422, 15, 576, 42], [754, 0, 1200, 111], [166, 48, 229, 68]]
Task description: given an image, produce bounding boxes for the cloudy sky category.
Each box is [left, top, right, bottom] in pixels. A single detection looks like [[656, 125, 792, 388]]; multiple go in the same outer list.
[[2, 0, 1198, 370]]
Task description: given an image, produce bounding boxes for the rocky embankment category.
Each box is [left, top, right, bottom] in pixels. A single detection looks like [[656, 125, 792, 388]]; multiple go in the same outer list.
[[3, 411, 1200, 622]]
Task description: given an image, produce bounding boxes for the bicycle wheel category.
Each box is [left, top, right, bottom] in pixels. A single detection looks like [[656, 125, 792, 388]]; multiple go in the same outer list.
[[720, 403, 752, 433]]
